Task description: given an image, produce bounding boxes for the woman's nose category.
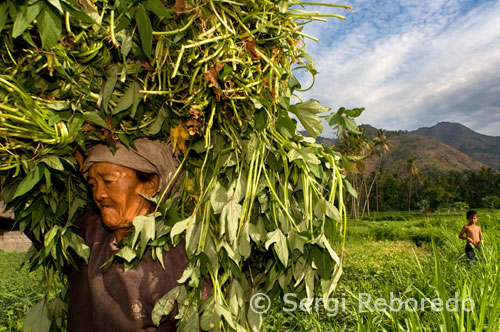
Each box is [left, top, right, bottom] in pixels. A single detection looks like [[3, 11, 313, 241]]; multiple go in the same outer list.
[[93, 182, 108, 201]]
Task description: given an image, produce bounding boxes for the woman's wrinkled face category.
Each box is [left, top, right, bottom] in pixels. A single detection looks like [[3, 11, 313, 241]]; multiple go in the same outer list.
[[87, 162, 157, 232]]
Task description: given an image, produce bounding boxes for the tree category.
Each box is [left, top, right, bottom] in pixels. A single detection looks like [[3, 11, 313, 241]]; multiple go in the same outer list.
[[405, 157, 420, 212], [361, 129, 390, 216]]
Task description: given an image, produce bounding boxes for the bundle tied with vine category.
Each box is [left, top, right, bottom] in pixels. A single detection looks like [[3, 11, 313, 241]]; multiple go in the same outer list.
[[0, 0, 353, 330]]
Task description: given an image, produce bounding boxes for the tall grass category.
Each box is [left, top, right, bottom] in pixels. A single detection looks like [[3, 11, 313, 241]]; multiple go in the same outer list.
[[0, 251, 43, 331], [2, 210, 499, 331], [263, 210, 500, 331]]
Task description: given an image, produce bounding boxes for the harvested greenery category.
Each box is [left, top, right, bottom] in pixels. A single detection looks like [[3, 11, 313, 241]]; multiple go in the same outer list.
[[0, 0, 354, 331]]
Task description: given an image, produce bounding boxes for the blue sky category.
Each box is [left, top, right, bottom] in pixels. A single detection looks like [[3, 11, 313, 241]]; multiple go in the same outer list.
[[296, 0, 500, 137]]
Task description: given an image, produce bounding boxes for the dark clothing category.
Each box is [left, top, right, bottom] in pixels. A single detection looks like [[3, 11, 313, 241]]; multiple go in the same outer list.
[[465, 243, 482, 262], [68, 210, 188, 332]]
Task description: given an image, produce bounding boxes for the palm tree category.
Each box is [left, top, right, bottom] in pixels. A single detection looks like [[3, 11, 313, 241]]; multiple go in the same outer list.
[[361, 130, 390, 216], [406, 157, 420, 212]]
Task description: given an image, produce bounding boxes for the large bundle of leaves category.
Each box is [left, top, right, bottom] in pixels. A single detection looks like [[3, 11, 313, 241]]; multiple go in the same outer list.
[[0, 0, 353, 330]]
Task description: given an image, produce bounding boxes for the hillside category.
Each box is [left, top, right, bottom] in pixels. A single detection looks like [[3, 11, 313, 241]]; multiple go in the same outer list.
[[373, 132, 487, 175], [306, 123, 489, 175], [412, 122, 500, 169]]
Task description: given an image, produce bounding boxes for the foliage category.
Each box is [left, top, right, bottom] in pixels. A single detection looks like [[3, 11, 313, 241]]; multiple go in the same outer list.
[[0, 251, 44, 331], [361, 167, 500, 213], [0, 0, 354, 331], [5, 210, 500, 331], [482, 195, 500, 209]]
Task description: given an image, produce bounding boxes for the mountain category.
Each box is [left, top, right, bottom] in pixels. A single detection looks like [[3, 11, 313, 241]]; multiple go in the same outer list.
[[412, 122, 500, 169], [373, 131, 486, 175]]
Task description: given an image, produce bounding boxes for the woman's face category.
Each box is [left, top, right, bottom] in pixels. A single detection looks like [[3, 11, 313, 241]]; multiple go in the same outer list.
[[87, 162, 157, 232]]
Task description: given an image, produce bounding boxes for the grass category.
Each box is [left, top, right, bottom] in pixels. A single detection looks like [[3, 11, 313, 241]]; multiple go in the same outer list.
[[0, 251, 43, 331], [2, 209, 500, 331], [263, 209, 500, 331]]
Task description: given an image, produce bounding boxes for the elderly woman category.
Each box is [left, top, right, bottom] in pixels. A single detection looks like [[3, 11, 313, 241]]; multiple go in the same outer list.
[[69, 138, 187, 332]]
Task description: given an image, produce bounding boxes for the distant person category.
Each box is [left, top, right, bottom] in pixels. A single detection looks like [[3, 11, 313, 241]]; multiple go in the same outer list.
[[458, 210, 484, 264]]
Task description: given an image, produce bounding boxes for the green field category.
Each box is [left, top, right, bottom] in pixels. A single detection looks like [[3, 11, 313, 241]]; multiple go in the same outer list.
[[2, 210, 500, 331]]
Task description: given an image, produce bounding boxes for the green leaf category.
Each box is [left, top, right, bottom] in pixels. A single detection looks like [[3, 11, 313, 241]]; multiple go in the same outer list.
[[66, 231, 90, 263], [200, 308, 220, 331], [115, 246, 137, 262], [170, 214, 194, 241], [229, 279, 244, 315], [83, 111, 110, 129], [131, 214, 156, 256], [113, 82, 143, 115], [344, 117, 360, 133], [265, 229, 288, 266], [319, 234, 340, 265], [254, 109, 268, 131], [12, 2, 43, 38], [247, 293, 263, 332], [70, 112, 85, 134], [324, 112, 340, 127], [44, 226, 60, 248], [101, 64, 118, 112], [47, 0, 63, 14], [249, 97, 264, 109], [144, 0, 173, 18], [321, 263, 343, 302], [233, 172, 247, 203], [290, 100, 329, 139], [344, 107, 364, 117], [178, 306, 200, 331], [343, 178, 358, 198], [287, 147, 321, 165], [265, 152, 282, 172], [278, 1, 289, 13], [0, 3, 8, 33], [152, 286, 181, 326], [276, 112, 296, 138], [215, 304, 237, 329], [220, 199, 241, 243], [288, 231, 307, 254], [135, 5, 153, 57], [37, 5, 62, 49], [237, 223, 251, 259], [41, 156, 64, 171], [324, 199, 340, 221], [23, 299, 51, 332], [210, 182, 228, 214], [288, 74, 301, 90], [61, 2, 96, 24], [310, 246, 333, 279], [116, 29, 133, 58], [144, 107, 166, 135], [13, 165, 43, 198]]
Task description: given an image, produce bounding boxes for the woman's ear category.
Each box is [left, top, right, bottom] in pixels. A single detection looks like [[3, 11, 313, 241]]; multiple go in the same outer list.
[[144, 174, 160, 196]]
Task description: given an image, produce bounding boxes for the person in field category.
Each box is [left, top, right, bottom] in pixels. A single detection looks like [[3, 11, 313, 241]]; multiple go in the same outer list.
[[70, 138, 187, 331], [458, 210, 484, 264]]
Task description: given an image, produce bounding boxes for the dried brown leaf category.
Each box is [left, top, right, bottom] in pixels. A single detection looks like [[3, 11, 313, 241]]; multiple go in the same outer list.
[[174, 0, 186, 14], [244, 37, 260, 61]]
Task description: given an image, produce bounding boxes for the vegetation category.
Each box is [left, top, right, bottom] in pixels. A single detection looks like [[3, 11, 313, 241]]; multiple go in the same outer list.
[[0, 0, 356, 330], [331, 125, 500, 217], [4, 210, 500, 331], [263, 209, 500, 331], [0, 251, 43, 331]]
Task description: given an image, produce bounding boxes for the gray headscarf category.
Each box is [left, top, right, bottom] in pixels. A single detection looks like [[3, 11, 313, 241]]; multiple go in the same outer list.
[[82, 138, 184, 199]]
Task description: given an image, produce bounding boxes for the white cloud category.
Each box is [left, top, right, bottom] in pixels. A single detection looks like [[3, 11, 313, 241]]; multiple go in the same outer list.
[[296, 0, 500, 137]]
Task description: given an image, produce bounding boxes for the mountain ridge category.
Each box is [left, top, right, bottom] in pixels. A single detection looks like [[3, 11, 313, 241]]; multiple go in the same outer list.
[[308, 121, 496, 173], [410, 122, 500, 168]]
